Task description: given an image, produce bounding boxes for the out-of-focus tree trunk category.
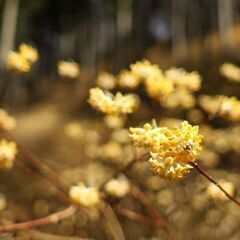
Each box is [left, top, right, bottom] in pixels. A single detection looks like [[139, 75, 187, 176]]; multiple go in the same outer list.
[[0, 0, 19, 68], [117, 0, 132, 39], [218, 0, 234, 49], [171, 0, 187, 60]]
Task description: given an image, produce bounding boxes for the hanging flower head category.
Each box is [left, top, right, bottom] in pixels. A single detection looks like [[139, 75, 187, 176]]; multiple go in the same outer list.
[[88, 87, 140, 116], [69, 182, 100, 208], [129, 121, 203, 180], [6, 51, 31, 73], [57, 60, 80, 79], [0, 140, 17, 170], [19, 43, 39, 64]]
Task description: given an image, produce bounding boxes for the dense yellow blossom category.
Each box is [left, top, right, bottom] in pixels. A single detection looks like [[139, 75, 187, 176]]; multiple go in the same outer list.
[[165, 67, 202, 91], [104, 176, 130, 198], [220, 62, 240, 82], [6, 51, 31, 73], [0, 140, 17, 170], [96, 71, 116, 90], [145, 75, 174, 101], [0, 109, 16, 130], [57, 60, 80, 79], [129, 121, 203, 180], [19, 43, 39, 63], [199, 95, 240, 121], [130, 59, 161, 82], [118, 70, 140, 89], [88, 87, 139, 115], [69, 182, 100, 207], [160, 88, 196, 109], [149, 153, 193, 180]]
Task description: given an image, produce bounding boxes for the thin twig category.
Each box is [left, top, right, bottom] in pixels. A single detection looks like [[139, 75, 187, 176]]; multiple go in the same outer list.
[[131, 184, 161, 219], [0, 128, 70, 193], [113, 206, 166, 228], [29, 230, 91, 240], [190, 162, 240, 207], [0, 205, 77, 233], [16, 161, 70, 204]]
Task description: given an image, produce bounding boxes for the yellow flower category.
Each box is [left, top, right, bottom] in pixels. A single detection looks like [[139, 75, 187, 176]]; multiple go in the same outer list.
[[118, 70, 140, 89], [129, 121, 203, 180], [0, 109, 16, 130], [145, 75, 174, 101], [165, 67, 202, 91], [104, 175, 130, 198], [130, 59, 161, 82], [160, 88, 196, 109], [88, 87, 139, 115], [96, 71, 116, 90], [19, 43, 39, 63], [6, 51, 31, 73], [149, 153, 192, 180], [69, 182, 100, 207], [57, 60, 80, 79], [199, 95, 240, 121], [0, 140, 17, 170], [220, 62, 240, 82]]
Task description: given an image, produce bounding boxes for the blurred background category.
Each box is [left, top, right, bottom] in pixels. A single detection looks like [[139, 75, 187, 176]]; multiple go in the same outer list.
[[1, 1, 240, 240], [1, 0, 240, 82]]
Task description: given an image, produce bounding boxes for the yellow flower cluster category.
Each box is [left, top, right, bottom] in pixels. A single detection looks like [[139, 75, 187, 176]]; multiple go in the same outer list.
[[88, 87, 139, 115], [6, 44, 38, 73], [199, 95, 240, 121], [117, 70, 140, 89], [69, 182, 100, 207], [57, 60, 80, 79], [104, 176, 130, 198], [0, 139, 17, 170], [130, 59, 160, 82], [0, 109, 16, 130], [19, 43, 39, 63], [220, 62, 240, 82], [165, 67, 202, 91], [129, 121, 203, 180], [96, 71, 116, 90], [144, 75, 174, 101], [126, 60, 201, 109], [160, 88, 196, 109]]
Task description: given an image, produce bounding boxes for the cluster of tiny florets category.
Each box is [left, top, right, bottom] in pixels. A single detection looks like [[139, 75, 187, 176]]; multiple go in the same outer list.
[[199, 95, 240, 121], [0, 109, 16, 130], [69, 182, 100, 207], [57, 60, 80, 79], [129, 121, 203, 180], [104, 175, 130, 198], [220, 62, 240, 82], [117, 70, 140, 89], [165, 67, 202, 91], [0, 140, 17, 170], [88, 87, 139, 115], [6, 44, 38, 73], [96, 71, 116, 90]]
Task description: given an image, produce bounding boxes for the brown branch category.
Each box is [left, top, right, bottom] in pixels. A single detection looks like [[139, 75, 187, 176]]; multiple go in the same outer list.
[[0, 128, 70, 193], [16, 161, 70, 204], [29, 230, 91, 240], [113, 206, 166, 228], [131, 184, 161, 219], [190, 162, 240, 207], [0, 205, 77, 233]]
